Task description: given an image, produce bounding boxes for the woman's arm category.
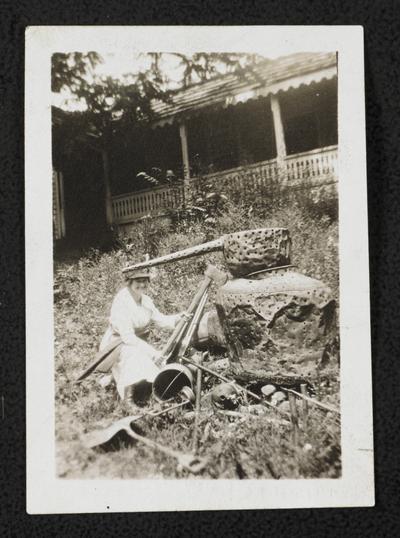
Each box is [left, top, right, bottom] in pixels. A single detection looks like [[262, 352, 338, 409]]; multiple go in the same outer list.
[[146, 296, 182, 330]]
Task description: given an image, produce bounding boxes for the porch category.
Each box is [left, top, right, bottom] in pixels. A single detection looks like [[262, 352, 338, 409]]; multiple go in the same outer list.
[[52, 52, 339, 246], [110, 55, 338, 226], [111, 144, 338, 224]]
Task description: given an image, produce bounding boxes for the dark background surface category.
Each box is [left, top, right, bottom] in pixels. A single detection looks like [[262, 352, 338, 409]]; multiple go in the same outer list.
[[1, 0, 399, 535]]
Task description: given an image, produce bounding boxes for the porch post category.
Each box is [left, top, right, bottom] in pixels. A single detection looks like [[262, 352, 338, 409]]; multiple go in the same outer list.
[[58, 171, 66, 237], [179, 122, 191, 180], [270, 94, 287, 180], [101, 149, 114, 226], [53, 170, 62, 239]]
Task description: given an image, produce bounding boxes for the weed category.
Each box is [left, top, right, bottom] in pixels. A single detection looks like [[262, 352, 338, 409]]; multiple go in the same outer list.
[[54, 196, 340, 479]]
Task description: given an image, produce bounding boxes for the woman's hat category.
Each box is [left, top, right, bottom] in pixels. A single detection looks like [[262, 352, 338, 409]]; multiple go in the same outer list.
[[125, 267, 151, 281]]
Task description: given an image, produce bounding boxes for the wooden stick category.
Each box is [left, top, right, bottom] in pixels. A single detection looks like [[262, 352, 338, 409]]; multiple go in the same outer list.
[[182, 357, 290, 419], [192, 352, 206, 455], [216, 410, 288, 426], [300, 383, 309, 429], [288, 392, 299, 446], [75, 338, 122, 382], [284, 388, 340, 416]]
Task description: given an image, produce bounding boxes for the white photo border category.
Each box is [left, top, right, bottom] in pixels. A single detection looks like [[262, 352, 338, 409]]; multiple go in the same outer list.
[[25, 25, 374, 513]]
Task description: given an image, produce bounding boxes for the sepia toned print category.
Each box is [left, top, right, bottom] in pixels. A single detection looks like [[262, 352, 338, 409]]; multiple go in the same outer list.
[[26, 26, 373, 513], [52, 50, 340, 480]]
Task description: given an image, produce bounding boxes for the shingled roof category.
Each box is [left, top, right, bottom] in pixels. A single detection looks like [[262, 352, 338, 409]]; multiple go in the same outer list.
[[151, 52, 337, 125]]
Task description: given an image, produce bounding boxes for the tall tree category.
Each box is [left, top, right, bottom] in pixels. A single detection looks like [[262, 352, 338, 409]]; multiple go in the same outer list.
[[52, 52, 173, 223], [51, 52, 103, 93], [52, 52, 265, 223]]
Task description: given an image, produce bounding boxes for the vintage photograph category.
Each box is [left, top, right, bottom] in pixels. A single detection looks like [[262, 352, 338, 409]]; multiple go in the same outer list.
[[26, 26, 373, 513], [52, 48, 340, 479]]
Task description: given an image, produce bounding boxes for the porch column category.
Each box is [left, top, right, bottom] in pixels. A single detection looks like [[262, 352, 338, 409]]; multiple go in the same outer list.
[[101, 149, 114, 225], [58, 171, 66, 237], [270, 94, 287, 179], [179, 122, 190, 180], [52, 170, 66, 239]]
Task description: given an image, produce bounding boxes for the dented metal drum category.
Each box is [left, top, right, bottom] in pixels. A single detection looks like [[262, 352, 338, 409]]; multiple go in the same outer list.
[[215, 269, 336, 373], [217, 270, 333, 319]]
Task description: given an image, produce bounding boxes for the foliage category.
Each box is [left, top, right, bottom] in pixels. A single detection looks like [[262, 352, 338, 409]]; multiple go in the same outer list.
[[52, 52, 103, 93], [53, 74, 170, 152], [171, 52, 267, 87], [134, 168, 183, 189], [52, 52, 266, 147], [167, 178, 230, 231], [54, 197, 340, 479], [52, 52, 266, 96]]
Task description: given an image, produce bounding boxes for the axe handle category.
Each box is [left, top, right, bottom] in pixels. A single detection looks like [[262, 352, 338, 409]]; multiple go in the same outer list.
[[75, 338, 123, 382]]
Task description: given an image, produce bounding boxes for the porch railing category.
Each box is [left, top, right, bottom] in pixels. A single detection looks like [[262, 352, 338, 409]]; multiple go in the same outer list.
[[112, 183, 184, 223], [285, 145, 338, 181], [194, 157, 279, 200], [112, 145, 337, 224]]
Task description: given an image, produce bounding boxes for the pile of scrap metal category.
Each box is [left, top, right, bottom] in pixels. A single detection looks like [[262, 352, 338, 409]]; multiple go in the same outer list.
[[80, 227, 338, 474], [124, 227, 337, 382]]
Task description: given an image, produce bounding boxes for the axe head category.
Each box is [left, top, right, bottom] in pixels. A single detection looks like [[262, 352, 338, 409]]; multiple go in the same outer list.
[[204, 264, 228, 286], [82, 416, 144, 450]]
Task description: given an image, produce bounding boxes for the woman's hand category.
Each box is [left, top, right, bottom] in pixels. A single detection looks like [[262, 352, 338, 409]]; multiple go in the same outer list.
[[153, 349, 165, 368], [174, 311, 191, 327]]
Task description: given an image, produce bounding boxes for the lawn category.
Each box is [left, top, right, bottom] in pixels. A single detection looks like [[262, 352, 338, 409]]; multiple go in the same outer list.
[[54, 199, 341, 479]]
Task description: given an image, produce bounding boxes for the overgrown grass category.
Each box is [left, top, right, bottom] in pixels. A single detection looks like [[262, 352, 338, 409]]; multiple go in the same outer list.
[[54, 197, 340, 479]]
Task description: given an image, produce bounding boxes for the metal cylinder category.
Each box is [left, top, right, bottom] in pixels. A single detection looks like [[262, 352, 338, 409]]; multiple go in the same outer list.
[[153, 363, 194, 401], [123, 228, 292, 277], [222, 228, 291, 277], [215, 269, 336, 374], [123, 237, 224, 273]]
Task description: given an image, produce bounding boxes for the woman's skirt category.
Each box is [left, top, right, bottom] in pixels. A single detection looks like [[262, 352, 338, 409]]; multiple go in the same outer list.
[[111, 341, 161, 399]]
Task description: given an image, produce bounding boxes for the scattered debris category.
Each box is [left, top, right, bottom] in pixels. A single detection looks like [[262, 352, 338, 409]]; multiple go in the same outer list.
[[271, 391, 286, 406], [80, 227, 340, 477], [261, 384, 277, 398], [211, 383, 242, 411]]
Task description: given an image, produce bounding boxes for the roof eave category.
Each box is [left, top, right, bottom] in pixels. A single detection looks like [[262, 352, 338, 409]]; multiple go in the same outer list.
[[151, 64, 337, 128]]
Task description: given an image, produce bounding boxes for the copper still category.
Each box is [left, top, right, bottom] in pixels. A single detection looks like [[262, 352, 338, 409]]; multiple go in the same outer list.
[[208, 268, 336, 378], [125, 227, 337, 379]]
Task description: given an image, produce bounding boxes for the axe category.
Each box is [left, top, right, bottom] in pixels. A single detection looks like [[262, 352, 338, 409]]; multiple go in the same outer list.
[[82, 396, 194, 449]]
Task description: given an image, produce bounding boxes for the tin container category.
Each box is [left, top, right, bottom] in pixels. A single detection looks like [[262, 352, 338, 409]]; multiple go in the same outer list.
[[153, 363, 194, 401]]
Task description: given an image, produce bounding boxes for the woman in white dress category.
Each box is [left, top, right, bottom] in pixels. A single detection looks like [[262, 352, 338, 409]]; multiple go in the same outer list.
[[98, 268, 182, 403]]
